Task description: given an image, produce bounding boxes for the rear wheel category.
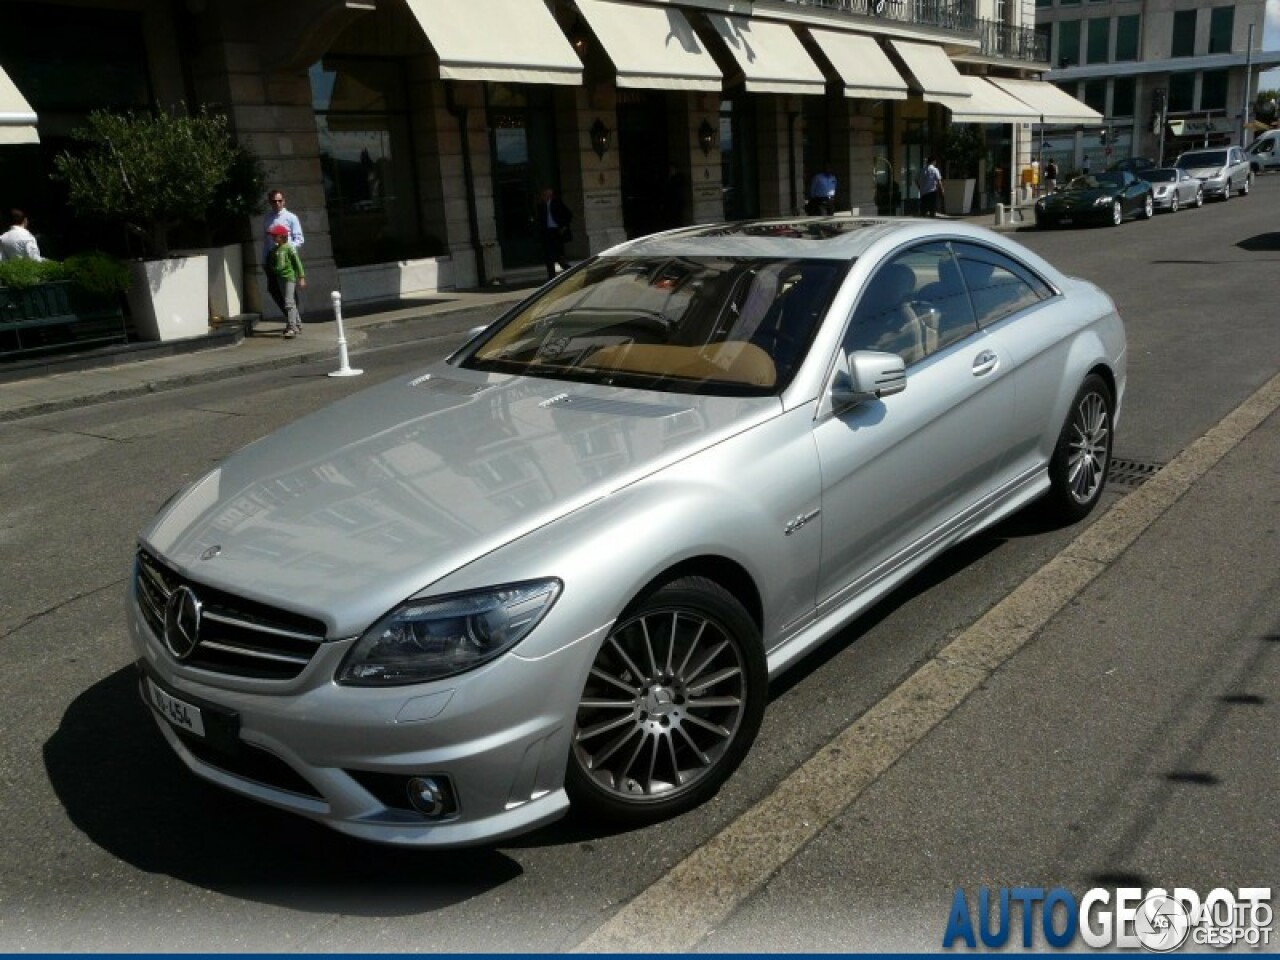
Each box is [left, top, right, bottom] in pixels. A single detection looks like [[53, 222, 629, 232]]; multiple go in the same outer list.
[[567, 576, 766, 825], [1043, 374, 1114, 523]]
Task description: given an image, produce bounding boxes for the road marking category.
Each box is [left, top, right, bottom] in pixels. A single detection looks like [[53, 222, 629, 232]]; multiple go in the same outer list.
[[573, 369, 1280, 953]]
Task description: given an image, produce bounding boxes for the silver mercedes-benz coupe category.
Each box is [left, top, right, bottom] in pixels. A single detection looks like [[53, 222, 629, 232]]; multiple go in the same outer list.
[[130, 216, 1126, 847]]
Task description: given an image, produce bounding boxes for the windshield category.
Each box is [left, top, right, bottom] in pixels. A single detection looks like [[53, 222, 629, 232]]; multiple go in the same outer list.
[[1177, 150, 1227, 168], [460, 256, 848, 396], [1069, 173, 1123, 189], [1141, 170, 1176, 183]]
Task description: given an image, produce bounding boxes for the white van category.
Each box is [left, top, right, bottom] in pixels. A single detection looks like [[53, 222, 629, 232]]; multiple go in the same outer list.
[[1247, 130, 1280, 172]]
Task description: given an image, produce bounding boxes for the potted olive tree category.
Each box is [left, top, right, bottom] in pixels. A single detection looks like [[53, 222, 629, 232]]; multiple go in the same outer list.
[[942, 124, 984, 216], [53, 107, 262, 340]]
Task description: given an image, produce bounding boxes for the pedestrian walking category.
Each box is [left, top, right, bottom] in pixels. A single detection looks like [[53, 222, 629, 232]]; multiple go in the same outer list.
[[1043, 159, 1059, 194], [536, 186, 573, 280], [266, 223, 306, 339], [0, 208, 42, 261], [917, 157, 944, 217], [261, 189, 304, 332], [806, 162, 837, 215]]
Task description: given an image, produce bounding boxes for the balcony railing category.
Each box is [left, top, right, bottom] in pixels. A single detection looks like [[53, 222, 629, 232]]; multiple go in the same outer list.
[[790, 0, 976, 36], [976, 19, 1049, 64]]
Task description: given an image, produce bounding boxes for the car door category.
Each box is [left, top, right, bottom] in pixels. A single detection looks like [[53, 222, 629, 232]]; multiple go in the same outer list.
[[811, 242, 1018, 608]]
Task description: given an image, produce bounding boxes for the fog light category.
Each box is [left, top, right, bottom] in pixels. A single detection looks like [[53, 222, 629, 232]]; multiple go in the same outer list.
[[407, 776, 450, 818]]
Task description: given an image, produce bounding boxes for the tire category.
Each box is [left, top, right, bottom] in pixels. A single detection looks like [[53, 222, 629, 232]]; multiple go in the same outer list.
[[1043, 374, 1114, 523], [566, 576, 766, 825], [1110, 200, 1122, 226], [1140, 194, 1154, 219], [1221, 182, 1230, 201], [1194, 188, 1203, 208], [1242, 175, 1251, 196], [1169, 193, 1179, 213]]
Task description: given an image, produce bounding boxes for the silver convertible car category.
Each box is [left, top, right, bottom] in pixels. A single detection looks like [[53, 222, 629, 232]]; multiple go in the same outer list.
[[130, 217, 1126, 847]]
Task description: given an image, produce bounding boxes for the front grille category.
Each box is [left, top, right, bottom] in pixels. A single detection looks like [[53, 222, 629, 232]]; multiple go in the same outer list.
[[135, 548, 328, 680]]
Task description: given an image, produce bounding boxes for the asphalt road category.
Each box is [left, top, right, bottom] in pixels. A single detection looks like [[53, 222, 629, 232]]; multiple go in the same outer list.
[[0, 180, 1277, 951]]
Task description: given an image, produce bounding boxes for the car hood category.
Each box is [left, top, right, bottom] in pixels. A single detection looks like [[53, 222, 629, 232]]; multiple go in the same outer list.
[[1178, 165, 1224, 178], [1043, 187, 1116, 206], [141, 366, 779, 634]]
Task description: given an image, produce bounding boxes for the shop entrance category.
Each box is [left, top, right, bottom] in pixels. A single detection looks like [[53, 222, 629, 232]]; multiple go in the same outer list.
[[618, 91, 670, 239], [488, 84, 558, 268]]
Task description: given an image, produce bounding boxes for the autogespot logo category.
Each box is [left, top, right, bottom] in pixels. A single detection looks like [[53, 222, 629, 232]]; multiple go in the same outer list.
[[942, 886, 1273, 951]]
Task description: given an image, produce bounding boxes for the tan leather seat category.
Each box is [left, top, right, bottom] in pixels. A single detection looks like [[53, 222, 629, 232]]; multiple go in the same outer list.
[[587, 341, 776, 387]]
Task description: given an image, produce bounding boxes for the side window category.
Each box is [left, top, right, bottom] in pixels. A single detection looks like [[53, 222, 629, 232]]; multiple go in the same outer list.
[[846, 243, 978, 365], [953, 242, 1054, 328]]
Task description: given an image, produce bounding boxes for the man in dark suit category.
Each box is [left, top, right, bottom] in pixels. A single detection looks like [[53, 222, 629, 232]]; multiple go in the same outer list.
[[537, 187, 573, 280]]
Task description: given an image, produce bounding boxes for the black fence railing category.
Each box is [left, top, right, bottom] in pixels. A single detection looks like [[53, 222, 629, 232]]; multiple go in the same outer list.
[[976, 19, 1049, 64], [788, 0, 977, 35]]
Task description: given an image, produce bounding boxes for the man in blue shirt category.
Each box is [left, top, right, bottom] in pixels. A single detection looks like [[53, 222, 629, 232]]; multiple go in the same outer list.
[[807, 163, 837, 215], [260, 189, 305, 333]]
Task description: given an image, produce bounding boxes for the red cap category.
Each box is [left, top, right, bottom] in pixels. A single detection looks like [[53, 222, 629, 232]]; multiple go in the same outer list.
[[268, 224, 290, 236]]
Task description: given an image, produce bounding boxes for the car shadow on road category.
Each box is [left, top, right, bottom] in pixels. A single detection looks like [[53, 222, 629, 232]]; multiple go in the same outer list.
[[43, 667, 522, 915], [1236, 231, 1280, 253]]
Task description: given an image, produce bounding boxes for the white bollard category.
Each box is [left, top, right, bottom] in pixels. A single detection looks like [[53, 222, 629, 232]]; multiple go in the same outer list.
[[328, 291, 363, 378]]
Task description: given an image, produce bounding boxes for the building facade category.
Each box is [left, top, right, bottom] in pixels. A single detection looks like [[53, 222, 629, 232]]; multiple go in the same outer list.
[[1036, 0, 1280, 172], [1, 0, 1104, 313]]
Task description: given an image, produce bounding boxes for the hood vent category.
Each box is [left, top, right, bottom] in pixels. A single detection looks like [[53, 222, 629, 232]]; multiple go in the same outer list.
[[408, 374, 492, 396], [539, 393, 690, 419]]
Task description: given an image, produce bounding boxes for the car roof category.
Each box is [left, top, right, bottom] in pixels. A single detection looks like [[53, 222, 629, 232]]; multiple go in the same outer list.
[[598, 216, 1002, 261]]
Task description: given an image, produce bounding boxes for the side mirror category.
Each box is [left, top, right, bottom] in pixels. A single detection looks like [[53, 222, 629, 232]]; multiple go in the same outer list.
[[832, 350, 907, 409]]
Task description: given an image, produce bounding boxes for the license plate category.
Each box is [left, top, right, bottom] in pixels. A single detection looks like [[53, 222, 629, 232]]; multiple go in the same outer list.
[[1059, 217, 1072, 224], [146, 677, 206, 737]]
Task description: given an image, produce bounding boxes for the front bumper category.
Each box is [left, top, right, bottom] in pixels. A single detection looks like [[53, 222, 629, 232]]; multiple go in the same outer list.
[[129, 588, 596, 847], [1201, 178, 1229, 198]]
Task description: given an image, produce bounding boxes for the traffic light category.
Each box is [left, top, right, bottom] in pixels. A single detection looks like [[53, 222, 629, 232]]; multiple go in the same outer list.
[[1099, 131, 1108, 146]]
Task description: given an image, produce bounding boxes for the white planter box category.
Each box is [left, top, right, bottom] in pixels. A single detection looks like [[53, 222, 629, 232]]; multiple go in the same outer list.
[[942, 178, 977, 216], [173, 243, 245, 320], [338, 257, 454, 304], [127, 255, 210, 341]]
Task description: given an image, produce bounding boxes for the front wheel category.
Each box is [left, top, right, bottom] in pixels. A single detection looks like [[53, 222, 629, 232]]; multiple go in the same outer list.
[[566, 576, 767, 825], [1043, 374, 1114, 523], [1241, 175, 1251, 196], [1194, 188, 1204, 208], [1140, 194, 1154, 219], [1110, 200, 1123, 226], [1169, 193, 1180, 213]]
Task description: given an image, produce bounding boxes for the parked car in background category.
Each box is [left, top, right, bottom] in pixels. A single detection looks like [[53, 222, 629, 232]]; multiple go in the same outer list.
[[1138, 167, 1203, 212], [1175, 146, 1252, 199], [1109, 157, 1156, 174], [1034, 170, 1154, 227], [129, 216, 1126, 847], [1247, 130, 1280, 173]]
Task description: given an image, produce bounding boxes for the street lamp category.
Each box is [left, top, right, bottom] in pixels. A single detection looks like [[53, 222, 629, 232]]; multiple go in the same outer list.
[[589, 118, 612, 160]]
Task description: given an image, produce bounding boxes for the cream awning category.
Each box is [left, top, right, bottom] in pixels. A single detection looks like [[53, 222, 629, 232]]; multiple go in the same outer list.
[[806, 30, 907, 101], [0, 66, 38, 145], [888, 39, 970, 102], [404, 0, 582, 85], [575, 0, 721, 91], [705, 14, 826, 96], [987, 76, 1103, 125], [932, 76, 1041, 124]]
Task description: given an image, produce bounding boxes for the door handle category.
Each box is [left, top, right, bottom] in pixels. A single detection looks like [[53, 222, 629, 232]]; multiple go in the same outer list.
[[972, 349, 998, 377]]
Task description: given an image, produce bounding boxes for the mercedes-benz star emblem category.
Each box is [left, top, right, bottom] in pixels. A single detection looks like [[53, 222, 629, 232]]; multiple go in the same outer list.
[[163, 585, 203, 660]]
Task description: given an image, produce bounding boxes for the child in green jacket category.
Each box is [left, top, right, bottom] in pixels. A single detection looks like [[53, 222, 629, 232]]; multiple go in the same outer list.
[[267, 223, 306, 338]]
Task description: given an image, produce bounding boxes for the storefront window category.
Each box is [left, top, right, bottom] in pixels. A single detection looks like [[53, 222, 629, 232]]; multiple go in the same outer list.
[[1113, 78, 1136, 118], [311, 57, 427, 268], [1168, 72, 1196, 113], [1200, 70, 1229, 112], [1083, 79, 1107, 115], [720, 99, 758, 221]]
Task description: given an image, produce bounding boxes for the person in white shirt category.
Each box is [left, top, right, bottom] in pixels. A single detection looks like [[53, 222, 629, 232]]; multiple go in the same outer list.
[[0, 209, 42, 261], [260, 189, 304, 332], [916, 158, 944, 217]]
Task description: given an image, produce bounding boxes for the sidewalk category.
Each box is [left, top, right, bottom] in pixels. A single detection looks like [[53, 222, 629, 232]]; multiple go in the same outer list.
[[0, 286, 533, 423]]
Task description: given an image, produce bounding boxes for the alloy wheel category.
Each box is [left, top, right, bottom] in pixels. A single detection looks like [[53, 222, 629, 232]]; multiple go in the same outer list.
[[1170, 193, 1179, 213], [1066, 389, 1111, 506], [1111, 201, 1122, 226], [569, 578, 764, 819]]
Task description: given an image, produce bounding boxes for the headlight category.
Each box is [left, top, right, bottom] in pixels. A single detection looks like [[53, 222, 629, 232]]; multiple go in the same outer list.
[[1094, 196, 1113, 206], [1155, 186, 1168, 196], [338, 579, 562, 685]]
